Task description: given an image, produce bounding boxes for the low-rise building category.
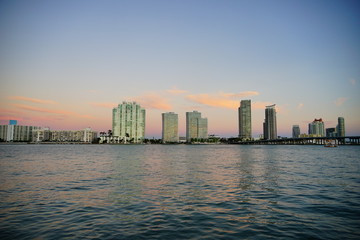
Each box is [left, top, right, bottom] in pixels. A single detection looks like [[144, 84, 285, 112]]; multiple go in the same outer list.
[[32, 128, 97, 143], [0, 121, 40, 142]]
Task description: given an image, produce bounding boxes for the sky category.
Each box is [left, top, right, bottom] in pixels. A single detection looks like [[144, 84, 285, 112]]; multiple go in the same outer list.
[[0, 0, 359, 138]]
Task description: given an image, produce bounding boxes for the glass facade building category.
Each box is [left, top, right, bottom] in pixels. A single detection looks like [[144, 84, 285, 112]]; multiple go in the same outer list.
[[263, 104, 277, 140], [238, 100, 252, 139], [337, 117, 345, 137], [292, 125, 300, 138], [308, 118, 325, 137]]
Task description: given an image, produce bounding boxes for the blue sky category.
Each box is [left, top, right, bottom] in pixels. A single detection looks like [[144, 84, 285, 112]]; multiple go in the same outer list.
[[0, 0, 359, 137]]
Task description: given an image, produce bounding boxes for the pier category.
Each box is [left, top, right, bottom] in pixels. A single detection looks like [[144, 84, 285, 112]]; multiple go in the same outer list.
[[232, 136, 360, 145]]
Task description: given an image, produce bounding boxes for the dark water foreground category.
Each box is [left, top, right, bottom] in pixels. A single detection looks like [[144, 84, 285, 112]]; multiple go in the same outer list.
[[0, 145, 359, 239]]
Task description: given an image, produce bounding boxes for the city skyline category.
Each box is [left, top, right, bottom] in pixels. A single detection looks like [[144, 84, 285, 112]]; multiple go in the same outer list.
[[1, 0, 359, 138], [0, 104, 349, 140]]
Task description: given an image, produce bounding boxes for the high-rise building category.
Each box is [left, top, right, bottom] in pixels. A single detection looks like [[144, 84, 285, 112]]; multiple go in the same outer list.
[[162, 112, 179, 143], [197, 118, 208, 139], [186, 111, 208, 142], [112, 101, 146, 143], [292, 125, 300, 138], [326, 128, 337, 137], [238, 100, 252, 139], [263, 104, 277, 140], [337, 117, 345, 137], [308, 118, 325, 137]]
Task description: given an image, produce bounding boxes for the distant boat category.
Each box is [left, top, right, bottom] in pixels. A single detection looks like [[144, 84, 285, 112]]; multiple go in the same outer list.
[[324, 140, 337, 147]]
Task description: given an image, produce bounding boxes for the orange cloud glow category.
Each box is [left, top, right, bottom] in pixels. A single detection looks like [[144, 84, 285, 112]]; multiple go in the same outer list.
[[220, 91, 260, 98], [166, 87, 188, 95], [132, 93, 172, 110], [186, 94, 238, 109], [12, 104, 95, 119], [9, 96, 57, 104], [186, 91, 261, 109]]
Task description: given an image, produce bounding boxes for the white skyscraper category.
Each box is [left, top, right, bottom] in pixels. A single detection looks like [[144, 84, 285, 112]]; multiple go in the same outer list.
[[112, 102, 146, 143], [308, 118, 325, 137], [162, 112, 179, 143], [186, 111, 208, 142]]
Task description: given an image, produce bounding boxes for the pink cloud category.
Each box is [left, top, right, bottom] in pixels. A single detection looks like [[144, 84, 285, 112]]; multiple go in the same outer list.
[[132, 93, 172, 110], [350, 78, 356, 86], [186, 91, 261, 109], [12, 104, 95, 119], [334, 97, 347, 106], [186, 94, 238, 109], [9, 96, 57, 104]]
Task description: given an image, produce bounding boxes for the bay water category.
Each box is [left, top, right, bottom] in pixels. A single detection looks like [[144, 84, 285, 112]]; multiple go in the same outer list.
[[0, 144, 359, 239]]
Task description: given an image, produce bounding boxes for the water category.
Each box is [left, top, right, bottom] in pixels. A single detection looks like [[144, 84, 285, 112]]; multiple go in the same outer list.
[[0, 144, 359, 239]]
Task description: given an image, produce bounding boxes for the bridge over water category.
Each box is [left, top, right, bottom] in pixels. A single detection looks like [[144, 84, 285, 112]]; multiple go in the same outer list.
[[233, 136, 360, 145]]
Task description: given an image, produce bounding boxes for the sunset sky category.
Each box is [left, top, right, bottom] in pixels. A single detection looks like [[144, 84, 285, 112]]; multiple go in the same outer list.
[[1, 0, 359, 138]]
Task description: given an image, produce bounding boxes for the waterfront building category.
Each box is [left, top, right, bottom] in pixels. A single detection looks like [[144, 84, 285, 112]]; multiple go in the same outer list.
[[308, 118, 325, 137], [263, 104, 277, 140], [238, 100, 252, 139], [0, 122, 40, 142], [186, 111, 208, 142], [326, 128, 337, 137], [32, 128, 97, 143], [337, 117, 345, 137], [0, 125, 8, 141], [112, 101, 146, 143], [292, 125, 300, 138], [162, 112, 179, 143], [32, 128, 51, 142]]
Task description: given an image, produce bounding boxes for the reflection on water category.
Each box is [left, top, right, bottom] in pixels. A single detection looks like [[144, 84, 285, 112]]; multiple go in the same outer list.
[[0, 144, 359, 239]]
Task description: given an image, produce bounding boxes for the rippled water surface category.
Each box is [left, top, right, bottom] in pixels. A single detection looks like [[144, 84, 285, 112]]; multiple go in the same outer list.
[[0, 144, 359, 239]]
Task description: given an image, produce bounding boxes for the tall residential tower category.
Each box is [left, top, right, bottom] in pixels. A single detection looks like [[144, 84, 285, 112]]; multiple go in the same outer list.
[[292, 125, 300, 138], [112, 101, 145, 143], [337, 117, 345, 137], [186, 111, 208, 142], [263, 104, 277, 140], [162, 112, 179, 143], [308, 118, 325, 137], [238, 100, 252, 139]]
